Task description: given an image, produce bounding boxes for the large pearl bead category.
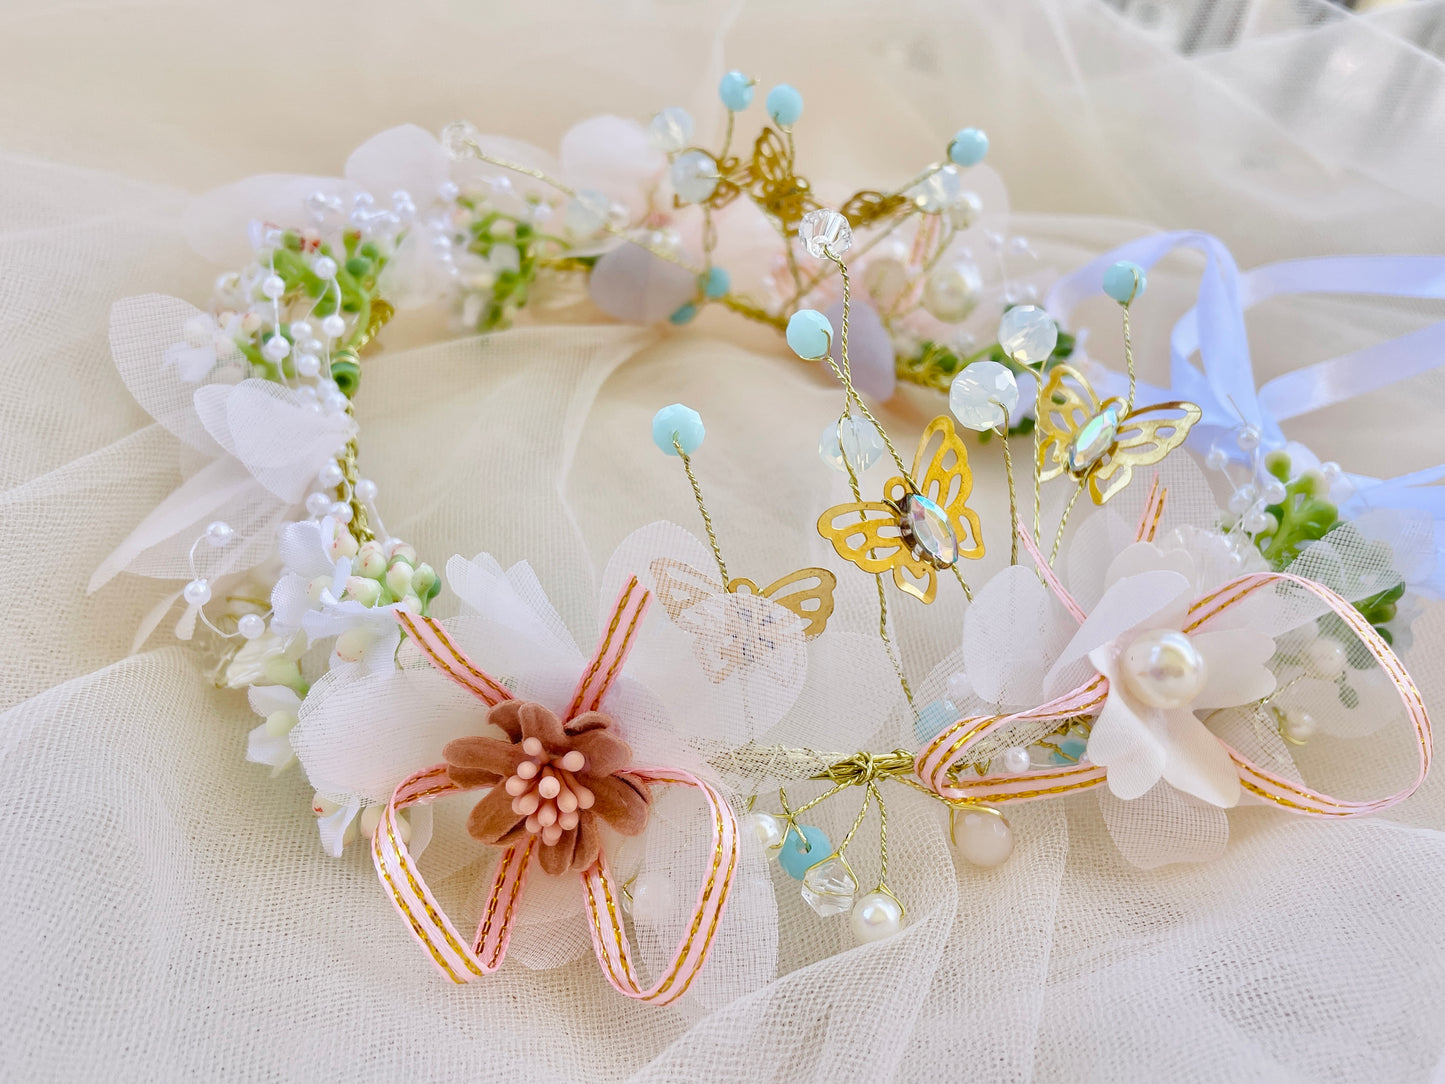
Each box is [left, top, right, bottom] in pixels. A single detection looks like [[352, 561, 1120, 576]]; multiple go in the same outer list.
[[953, 808, 1014, 867], [1119, 629, 1207, 710], [850, 891, 903, 943], [741, 811, 784, 851]]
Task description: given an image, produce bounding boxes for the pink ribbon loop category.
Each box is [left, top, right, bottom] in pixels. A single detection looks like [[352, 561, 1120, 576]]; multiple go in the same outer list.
[[374, 578, 740, 999], [919, 481, 1432, 820]]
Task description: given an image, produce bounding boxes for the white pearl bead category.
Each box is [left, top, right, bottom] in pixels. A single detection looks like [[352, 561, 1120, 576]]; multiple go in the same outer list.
[[354, 478, 378, 502], [183, 578, 212, 607], [260, 274, 286, 299], [1282, 707, 1318, 742], [312, 256, 338, 280], [850, 891, 903, 944], [296, 353, 321, 378], [741, 812, 784, 851], [629, 871, 676, 924], [1001, 746, 1031, 774], [1262, 478, 1288, 504], [1321, 461, 1341, 483], [261, 335, 290, 362], [320, 314, 347, 339], [329, 501, 353, 524], [305, 492, 332, 516], [237, 613, 266, 640], [1236, 425, 1261, 452], [322, 391, 350, 414], [1205, 447, 1228, 471], [953, 808, 1013, 867], [922, 261, 982, 323], [1305, 638, 1347, 680], [1119, 629, 1207, 710], [317, 460, 344, 489], [204, 520, 234, 546], [289, 320, 313, 339], [1227, 485, 1257, 516]]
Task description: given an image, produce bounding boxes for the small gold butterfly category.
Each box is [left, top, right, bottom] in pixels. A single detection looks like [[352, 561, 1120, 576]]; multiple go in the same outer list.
[[649, 558, 835, 683], [815, 415, 984, 605], [1036, 364, 1202, 505]]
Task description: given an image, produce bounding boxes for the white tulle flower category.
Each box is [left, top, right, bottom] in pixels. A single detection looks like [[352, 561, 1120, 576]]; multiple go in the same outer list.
[[246, 683, 301, 775]]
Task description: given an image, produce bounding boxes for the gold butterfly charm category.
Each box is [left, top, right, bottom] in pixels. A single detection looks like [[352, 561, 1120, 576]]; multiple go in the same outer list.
[[1036, 364, 1202, 505], [649, 558, 835, 684], [816, 415, 984, 604]]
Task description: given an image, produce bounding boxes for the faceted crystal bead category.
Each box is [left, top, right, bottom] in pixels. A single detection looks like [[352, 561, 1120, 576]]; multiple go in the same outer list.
[[949, 361, 1019, 432], [948, 190, 983, 230], [564, 189, 610, 235], [922, 261, 983, 322], [670, 150, 719, 204], [440, 120, 481, 160], [798, 208, 852, 259], [648, 107, 694, 153], [1067, 404, 1122, 472], [910, 165, 961, 213], [818, 416, 885, 474], [898, 493, 958, 567], [997, 305, 1058, 364], [801, 858, 857, 917]]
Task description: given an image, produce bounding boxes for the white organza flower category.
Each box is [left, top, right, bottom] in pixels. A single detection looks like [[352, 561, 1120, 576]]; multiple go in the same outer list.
[[91, 295, 355, 602], [246, 684, 301, 775], [1041, 540, 1276, 806], [268, 517, 353, 635]]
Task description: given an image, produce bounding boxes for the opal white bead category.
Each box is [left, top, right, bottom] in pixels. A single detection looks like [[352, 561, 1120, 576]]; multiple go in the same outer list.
[[953, 808, 1013, 867], [949, 360, 1018, 431], [741, 811, 784, 850], [1305, 638, 1347, 680], [947, 190, 983, 230], [997, 305, 1058, 364], [850, 891, 903, 944], [1119, 629, 1207, 710], [670, 150, 719, 204], [565, 189, 610, 236], [647, 106, 693, 152], [922, 261, 982, 323], [862, 257, 909, 306]]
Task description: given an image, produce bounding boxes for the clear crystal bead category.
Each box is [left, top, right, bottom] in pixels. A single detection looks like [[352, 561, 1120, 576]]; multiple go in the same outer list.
[[949, 360, 1019, 432], [801, 858, 857, 917], [440, 120, 481, 160], [670, 150, 719, 204], [996, 305, 1058, 364], [564, 189, 610, 235], [948, 190, 983, 230], [818, 416, 885, 474], [798, 208, 852, 259], [910, 165, 961, 214], [648, 107, 695, 153]]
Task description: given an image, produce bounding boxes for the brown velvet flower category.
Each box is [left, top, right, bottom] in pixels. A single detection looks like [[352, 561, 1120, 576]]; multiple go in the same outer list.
[[442, 700, 651, 876]]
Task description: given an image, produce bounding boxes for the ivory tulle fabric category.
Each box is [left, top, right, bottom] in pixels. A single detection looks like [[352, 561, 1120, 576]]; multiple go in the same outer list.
[[3, 0, 1445, 1080]]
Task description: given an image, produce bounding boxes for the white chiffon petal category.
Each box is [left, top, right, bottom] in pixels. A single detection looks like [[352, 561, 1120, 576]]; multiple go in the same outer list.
[[559, 115, 664, 215], [1191, 628, 1277, 708], [1160, 709, 1242, 807], [1103, 541, 1196, 589], [1043, 569, 1191, 692], [247, 684, 299, 717], [1086, 683, 1167, 801], [344, 124, 448, 203], [963, 564, 1071, 706], [315, 797, 361, 859], [245, 723, 292, 769]]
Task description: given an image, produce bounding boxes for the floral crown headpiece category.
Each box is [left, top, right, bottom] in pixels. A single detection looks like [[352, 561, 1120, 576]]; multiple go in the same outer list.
[[92, 72, 1443, 1005]]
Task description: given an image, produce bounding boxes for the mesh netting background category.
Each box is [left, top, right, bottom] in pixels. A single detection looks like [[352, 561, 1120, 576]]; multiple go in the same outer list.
[[2, 0, 1445, 1080]]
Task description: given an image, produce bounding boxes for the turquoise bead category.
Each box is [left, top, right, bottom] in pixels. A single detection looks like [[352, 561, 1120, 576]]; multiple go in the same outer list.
[[1053, 734, 1088, 764], [948, 127, 989, 167], [652, 404, 704, 455], [718, 70, 754, 112], [913, 698, 958, 744], [1103, 261, 1146, 305], [702, 266, 731, 298], [778, 824, 831, 880], [669, 302, 698, 325], [766, 84, 804, 127], [785, 308, 832, 360]]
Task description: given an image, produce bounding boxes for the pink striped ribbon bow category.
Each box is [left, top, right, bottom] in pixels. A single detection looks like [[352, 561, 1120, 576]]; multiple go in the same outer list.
[[916, 482, 1433, 817], [371, 577, 739, 1004]]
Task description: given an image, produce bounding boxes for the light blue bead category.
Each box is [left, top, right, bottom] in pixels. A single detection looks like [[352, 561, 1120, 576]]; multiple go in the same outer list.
[[913, 699, 958, 744], [652, 404, 704, 455], [718, 70, 754, 112], [702, 266, 731, 299], [786, 308, 832, 360], [948, 127, 989, 167], [777, 824, 831, 880], [668, 302, 698, 325], [766, 84, 804, 127], [1054, 734, 1088, 764], [1103, 261, 1147, 305]]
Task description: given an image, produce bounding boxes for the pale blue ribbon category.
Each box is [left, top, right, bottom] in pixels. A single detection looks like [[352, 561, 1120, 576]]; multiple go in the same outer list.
[[1045, 231, 1445, 595]]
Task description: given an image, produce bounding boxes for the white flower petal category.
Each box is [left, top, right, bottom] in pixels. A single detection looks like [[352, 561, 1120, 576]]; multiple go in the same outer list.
[[184, 173, 357, 266], [344, 124, 448, 205], [316, 797, 361, 858], [1160, 709, 1242, 807], [559, 115, 664, 217], [964, 564, 1072, 706], [270, 573, 314, 633], [246, 722, 293, 769], [1190, 628, 1277, 708], [1103, 541, 1195, 589], [1086, 676, 1168, 801], [1043, 569, 1192, 693], [278, 520, 333, 580], [247, 684, 300, 717]]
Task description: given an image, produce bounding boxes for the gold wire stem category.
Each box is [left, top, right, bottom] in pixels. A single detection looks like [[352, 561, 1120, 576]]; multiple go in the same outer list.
[[996, 404, 1019, 566], [672, 438, 729, 585], [1122, 306, 1137, 412], [1050, 480, 1086, 566], [949, 564, 974, 603], [785, 214, 912, 310], [872, 781, 890, 890], [719, 110, 736, 163], [835, 785, 874, 857]]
